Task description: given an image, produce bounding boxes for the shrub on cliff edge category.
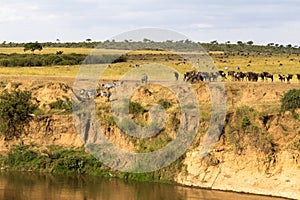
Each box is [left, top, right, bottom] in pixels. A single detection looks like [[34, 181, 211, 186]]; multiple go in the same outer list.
[[281, 89, 300, 118], [0, 89, 37, 139]]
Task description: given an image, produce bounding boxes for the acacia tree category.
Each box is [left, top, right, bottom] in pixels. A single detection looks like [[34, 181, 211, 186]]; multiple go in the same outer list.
[[0, 90, 37, 139], [24, 42, 43, 53], [237, 41, 244, 45], [247, 41, 254, 45]]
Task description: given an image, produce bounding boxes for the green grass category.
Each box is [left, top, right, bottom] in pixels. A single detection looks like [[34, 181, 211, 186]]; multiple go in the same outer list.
[[213, 53, 300, 74], [0, 65, 79, 77]]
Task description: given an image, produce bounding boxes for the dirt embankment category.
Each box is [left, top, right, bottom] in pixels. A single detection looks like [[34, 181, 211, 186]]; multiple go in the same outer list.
[[0, 76, 300, 199], [176, 109, 300, 199]]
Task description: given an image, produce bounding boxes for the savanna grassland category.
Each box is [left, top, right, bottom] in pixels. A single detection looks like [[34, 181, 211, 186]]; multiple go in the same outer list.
[[0, 46, 299, 79], [0, 42, 300, 199]]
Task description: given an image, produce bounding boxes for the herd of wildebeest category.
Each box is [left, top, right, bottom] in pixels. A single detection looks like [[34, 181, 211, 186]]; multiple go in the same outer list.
[[183, 70, 300, 83]]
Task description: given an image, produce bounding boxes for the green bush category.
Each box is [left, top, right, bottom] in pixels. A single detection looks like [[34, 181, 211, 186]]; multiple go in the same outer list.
[[281, 89, 300, 113], [24, 42, 43, 53], [129, 101, 147, 115], [227, 106, 277, 156], [0, 53, 86, 67], [112, 54, 128, 63], [49, 96, 72, 113], [158, 99, 172, 109], [242, 116, 251, 128], [0, 90, 37, 138]]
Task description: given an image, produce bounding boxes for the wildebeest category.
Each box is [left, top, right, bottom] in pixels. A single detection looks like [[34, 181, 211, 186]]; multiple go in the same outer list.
[[245, 72, 259, 82], [278, 74, 285, 82], [227, 71, 235, 80], [286, 74, 293, 83], [260, 72, 273, 82], [183, 70, 204, 83], [141, 74, 148, 84], [218, 70, 227, 79], [183, 70, 226, 83], [199, 71, 219, 82], [231, 71, 245, 81]]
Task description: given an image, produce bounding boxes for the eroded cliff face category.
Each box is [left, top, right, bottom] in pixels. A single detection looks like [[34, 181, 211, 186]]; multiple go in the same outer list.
[[0, 115, 82, 154], [176, 148, 300, 199], [0, 78, 300, 199], [175, 108, 300, 200]]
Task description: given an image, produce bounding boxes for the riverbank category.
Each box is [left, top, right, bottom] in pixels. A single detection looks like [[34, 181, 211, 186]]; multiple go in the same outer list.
[[0, 77, 299, 199]]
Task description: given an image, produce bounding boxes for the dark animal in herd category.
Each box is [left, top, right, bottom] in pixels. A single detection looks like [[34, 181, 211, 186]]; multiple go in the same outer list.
[[278, 74, 294, 83], [183, 71, 221, 83], [286, 74, 293, 82], [260, 72, 273, 82]]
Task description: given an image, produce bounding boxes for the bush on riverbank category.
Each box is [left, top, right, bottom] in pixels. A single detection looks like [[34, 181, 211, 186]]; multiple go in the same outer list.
[[0, 143, 184, 184]]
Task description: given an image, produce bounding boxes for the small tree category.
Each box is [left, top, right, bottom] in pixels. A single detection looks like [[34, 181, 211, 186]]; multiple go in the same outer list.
[[237, 41, 244, 45], [0, 90, 37, 138], [247, 41, 254, 45], [24, 42, 43, 53]]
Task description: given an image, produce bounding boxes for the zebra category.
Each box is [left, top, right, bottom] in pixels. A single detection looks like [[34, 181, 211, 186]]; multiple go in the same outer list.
[[101, 81, 124, 90], [99, 90, 111, 101], [101, 82, 116, 90], [80, 89, 99, 99]]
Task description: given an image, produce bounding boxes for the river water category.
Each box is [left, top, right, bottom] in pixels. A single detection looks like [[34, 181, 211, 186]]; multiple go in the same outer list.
[[0, 172, 287, 200]]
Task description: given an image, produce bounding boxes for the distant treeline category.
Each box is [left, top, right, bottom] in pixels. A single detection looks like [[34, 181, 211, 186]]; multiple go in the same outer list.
[[1, 40, 300, 54], [0, 53, 123, 67]]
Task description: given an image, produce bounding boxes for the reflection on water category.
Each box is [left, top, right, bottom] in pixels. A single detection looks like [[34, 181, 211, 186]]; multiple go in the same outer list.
[[0, 172, 287, 200]]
